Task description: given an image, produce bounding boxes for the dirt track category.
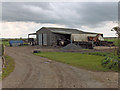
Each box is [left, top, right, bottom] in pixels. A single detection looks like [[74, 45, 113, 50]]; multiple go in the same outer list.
[[2, 46, 118, 88]]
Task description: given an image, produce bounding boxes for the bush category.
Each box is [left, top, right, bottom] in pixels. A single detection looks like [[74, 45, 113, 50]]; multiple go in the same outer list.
[[101, 56, 118, 71], [87, 52, 118, 71], [114, 38, 120, 46]]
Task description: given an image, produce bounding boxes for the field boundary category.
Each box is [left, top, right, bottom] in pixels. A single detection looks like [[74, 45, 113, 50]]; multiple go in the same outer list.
[[2, 55, 15, 79]]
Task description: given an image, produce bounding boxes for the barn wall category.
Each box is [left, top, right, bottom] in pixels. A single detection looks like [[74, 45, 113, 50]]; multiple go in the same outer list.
[[36, 29, 71, 46], [36, 29, 53, 46]]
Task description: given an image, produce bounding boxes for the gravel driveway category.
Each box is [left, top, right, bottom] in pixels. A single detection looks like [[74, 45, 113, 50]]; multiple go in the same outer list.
[[2, 46, 118, 88]]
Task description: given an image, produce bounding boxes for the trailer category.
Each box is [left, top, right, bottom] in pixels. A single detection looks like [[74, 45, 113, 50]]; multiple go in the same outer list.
[[96, 41, 114, 47], [71, 34, 104, 49], [74, 41, 94, 49]]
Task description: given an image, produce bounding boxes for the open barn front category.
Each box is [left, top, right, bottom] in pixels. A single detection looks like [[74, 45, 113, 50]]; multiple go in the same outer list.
[[28, 33, 37, 45], [53, 33, 71, 46]]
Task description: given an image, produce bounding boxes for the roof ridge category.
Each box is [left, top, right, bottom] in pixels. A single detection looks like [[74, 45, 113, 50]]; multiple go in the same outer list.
[[41, 27, 78, 30], [41, 27, 83, 32], [40, 27, 101, 34]]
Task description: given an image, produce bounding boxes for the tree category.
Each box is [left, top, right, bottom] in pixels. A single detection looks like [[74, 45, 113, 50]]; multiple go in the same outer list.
[[101, 27, 119, 71], [111, 26, 120, 56]]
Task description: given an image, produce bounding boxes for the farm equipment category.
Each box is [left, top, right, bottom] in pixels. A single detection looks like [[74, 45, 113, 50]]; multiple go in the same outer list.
[[93, 41, 114, 47], [28, 38, 37, 46], [88, 35, 114, 47], [57, 39, 71, 46], [74, 41, 93, 49]]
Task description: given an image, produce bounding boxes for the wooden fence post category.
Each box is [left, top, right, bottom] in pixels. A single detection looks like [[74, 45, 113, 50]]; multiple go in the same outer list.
[[2, 44, 6, 68]]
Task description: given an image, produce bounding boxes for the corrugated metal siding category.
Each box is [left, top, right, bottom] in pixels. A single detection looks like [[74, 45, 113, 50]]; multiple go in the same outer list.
[[38, 34, 42, 45], [43, 34, 47, 45], [72, 34, 97, 42], [36, 29, 52, 46]]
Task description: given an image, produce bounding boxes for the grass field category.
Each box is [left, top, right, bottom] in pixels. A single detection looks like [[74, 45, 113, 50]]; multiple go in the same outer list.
[[2, 55, 15, 79], [34, 52, 113, 71], [104, 38, 116, 42], [104, 38, 120, 47]]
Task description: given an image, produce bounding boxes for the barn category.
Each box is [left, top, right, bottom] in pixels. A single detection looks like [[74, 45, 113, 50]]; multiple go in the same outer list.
[[28, 27, 104, 46]]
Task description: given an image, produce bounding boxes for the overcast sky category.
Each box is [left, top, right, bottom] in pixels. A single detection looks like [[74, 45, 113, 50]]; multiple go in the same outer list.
[[1, 2, 118, 38]]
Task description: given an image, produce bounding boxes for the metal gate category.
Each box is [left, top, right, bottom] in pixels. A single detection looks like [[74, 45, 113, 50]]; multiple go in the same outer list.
[[38, 34, 42, 45], [43, 34, 47, 45]]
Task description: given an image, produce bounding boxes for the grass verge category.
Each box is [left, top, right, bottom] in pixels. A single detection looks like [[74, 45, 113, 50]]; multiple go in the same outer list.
[[2, 41, 9, 46], [85, 52, 119, 72], [34, 52, 114, 72], [2, 55, 15, 79]]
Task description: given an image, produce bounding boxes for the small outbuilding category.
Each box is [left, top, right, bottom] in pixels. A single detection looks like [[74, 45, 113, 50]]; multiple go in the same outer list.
[[28, 27, 104, 46]]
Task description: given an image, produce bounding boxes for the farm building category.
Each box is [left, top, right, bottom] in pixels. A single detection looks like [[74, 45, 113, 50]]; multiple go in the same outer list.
[[28, 27, 104, 46]]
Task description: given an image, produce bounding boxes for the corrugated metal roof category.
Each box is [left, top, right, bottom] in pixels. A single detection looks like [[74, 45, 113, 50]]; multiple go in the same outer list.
[[51, 30, 72, 34], [37, 27, 102, 34]]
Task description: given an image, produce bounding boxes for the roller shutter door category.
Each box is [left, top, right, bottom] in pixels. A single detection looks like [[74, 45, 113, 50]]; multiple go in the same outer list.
[[43, 34, 47, 45], [38, 34, 42, 45]]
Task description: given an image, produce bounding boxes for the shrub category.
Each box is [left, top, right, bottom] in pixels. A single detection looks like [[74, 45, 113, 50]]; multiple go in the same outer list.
[[87, 52, 118, 71], [101, 56, 118, 71]]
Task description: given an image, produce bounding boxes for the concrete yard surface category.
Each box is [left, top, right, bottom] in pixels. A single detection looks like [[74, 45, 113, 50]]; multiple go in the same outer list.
[[2, 46, 118, 88]]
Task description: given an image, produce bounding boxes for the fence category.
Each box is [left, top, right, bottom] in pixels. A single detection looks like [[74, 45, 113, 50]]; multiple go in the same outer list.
[[1, 44, 6, 68]]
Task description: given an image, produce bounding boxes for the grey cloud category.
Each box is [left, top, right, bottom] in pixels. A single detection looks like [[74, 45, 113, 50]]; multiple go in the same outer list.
[[2, 2, 118, 28], [78, 2, 118, 27]]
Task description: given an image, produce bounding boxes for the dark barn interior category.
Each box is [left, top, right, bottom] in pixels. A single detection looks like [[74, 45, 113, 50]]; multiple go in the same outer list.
[[53, 33, 71, 46]]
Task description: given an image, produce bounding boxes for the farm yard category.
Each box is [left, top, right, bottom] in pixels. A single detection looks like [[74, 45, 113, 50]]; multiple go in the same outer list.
[[2, 45, 118, 88], [2, 1, 120, 89], [1, 29, 119, 88]]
